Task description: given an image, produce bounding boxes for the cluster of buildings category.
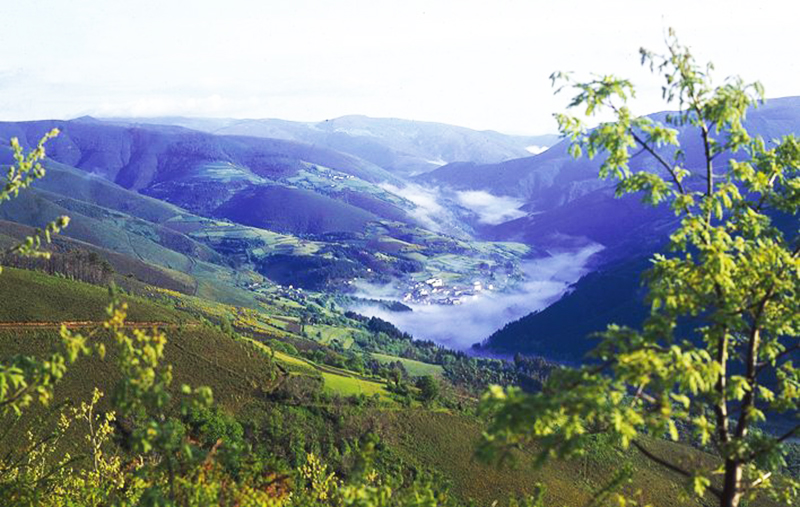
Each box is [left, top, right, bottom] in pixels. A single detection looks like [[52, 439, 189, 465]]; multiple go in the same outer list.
[[274, 284, 306, 299], [311, 165, 355, 182], [402, 277, 494, 306], [247, 281, 308, 303]]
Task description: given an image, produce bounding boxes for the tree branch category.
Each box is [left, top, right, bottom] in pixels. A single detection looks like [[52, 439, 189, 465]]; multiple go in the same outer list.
[[713, 325, 731, 445], [631, 440, 722, 499], [700, 125, 714, 191], [756, 344, 798, 376], [628, 130, 687, 195], [775, 424, 800, 444], [733, 323, 761, 440], [628, 129, 686, 194], [749, 472, 772, 490], [742, 423, 800, 464]]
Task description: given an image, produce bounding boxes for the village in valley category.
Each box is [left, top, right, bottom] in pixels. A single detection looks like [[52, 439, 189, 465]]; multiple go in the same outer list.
[[402, 276, 495, 306]]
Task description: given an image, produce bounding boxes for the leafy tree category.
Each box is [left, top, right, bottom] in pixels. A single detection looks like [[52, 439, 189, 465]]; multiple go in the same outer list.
[[480, 30, 798, 507], [416, 375, 440, 404]]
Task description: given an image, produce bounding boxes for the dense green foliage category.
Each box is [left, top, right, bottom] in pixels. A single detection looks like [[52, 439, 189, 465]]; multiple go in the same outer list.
[[481, 32, 799, 507]]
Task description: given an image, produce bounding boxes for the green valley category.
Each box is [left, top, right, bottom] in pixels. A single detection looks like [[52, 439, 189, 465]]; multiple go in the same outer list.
[[0, 19, 797, 507]]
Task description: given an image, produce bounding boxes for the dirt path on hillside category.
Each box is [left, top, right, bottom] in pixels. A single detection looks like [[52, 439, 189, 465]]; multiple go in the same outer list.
[[0, 321, 192, 329]]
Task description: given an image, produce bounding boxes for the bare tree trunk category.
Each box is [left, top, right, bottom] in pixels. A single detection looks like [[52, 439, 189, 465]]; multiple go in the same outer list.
[[721, 460, 742, 507]]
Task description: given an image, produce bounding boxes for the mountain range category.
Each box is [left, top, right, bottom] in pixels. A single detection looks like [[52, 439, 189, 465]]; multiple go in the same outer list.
[[1, 99, 798, 504], [102, 114, 559, 177], [2, 98, 799, 359]]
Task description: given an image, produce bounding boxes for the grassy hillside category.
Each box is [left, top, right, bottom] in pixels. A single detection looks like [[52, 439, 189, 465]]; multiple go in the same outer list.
[[0, 267, 788, 506], [34, 160, 186, 224], [0, 266, 394, 406], [0, 219, 197, 294], [371, 352, 444, 377], [0, 170, 262, 307], [374, 409, 730, 507], [0, 186, 220, 266], [215, 185, 379, 235], [0, 121, 420, 240], [0, 324, 278, 415], [0, 267, 179, 323]]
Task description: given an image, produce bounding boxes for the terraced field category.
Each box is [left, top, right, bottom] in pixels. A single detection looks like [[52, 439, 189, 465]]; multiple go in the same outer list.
[[371, 352, 444, 377], [269, 350, 392, 400]]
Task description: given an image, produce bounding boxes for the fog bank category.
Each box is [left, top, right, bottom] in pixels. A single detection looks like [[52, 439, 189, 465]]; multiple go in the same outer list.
[[352, 244, 603, 349], [455, 190, 526, 225]]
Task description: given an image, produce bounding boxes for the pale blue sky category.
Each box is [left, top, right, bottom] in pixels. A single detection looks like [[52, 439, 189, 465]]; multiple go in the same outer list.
[[0, 0, 797, 134]]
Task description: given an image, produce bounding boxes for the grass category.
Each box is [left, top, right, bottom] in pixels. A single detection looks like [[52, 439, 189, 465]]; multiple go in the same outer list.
[[0, 323, 281, 451], [371, 353, 444, 377], [0, 219, 198, 295], [186, 258, 261, 308], [37, 161, 185, 224], [269, 349, 391, 400], [286, 166, 406, 207], [0, 269, 288, 455], [1, 161, 266, 308], [272, 349, 317, 372], [194, 161, 267, 184], [189, 221, 323, 257], [319, 371, 389, 399], [368, 236, 422, 254], [374, 409, 718, 507], [0, 267, 180, 323], [308, 324, 354, 349]]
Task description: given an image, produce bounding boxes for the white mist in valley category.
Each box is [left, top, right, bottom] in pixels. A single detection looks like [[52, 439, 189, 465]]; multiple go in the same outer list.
[[380, 183, 529, 230], [378, 183, 448, 232], [352, 244, 603, 349], [455, 190, 526, 225]]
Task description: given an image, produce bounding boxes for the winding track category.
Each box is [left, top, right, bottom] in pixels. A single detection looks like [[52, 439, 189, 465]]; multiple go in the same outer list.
[[0, 321, 192, 329]]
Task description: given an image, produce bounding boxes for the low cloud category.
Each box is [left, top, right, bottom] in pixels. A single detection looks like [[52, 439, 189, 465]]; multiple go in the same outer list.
[[352, 244, 603, 349], [381, 184, 527, 229], [352, 280, 402, 300], [456, 190, 526, 225], [526, 145, 549, 155], [379, 182, 447, 231]]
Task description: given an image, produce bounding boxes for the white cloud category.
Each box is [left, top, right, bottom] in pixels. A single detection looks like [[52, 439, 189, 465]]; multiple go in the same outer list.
[[525, 145, 549, 155], [379, 182, 447, 231], [379, 185, 527, 228], [456, 190, 526, 225]]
